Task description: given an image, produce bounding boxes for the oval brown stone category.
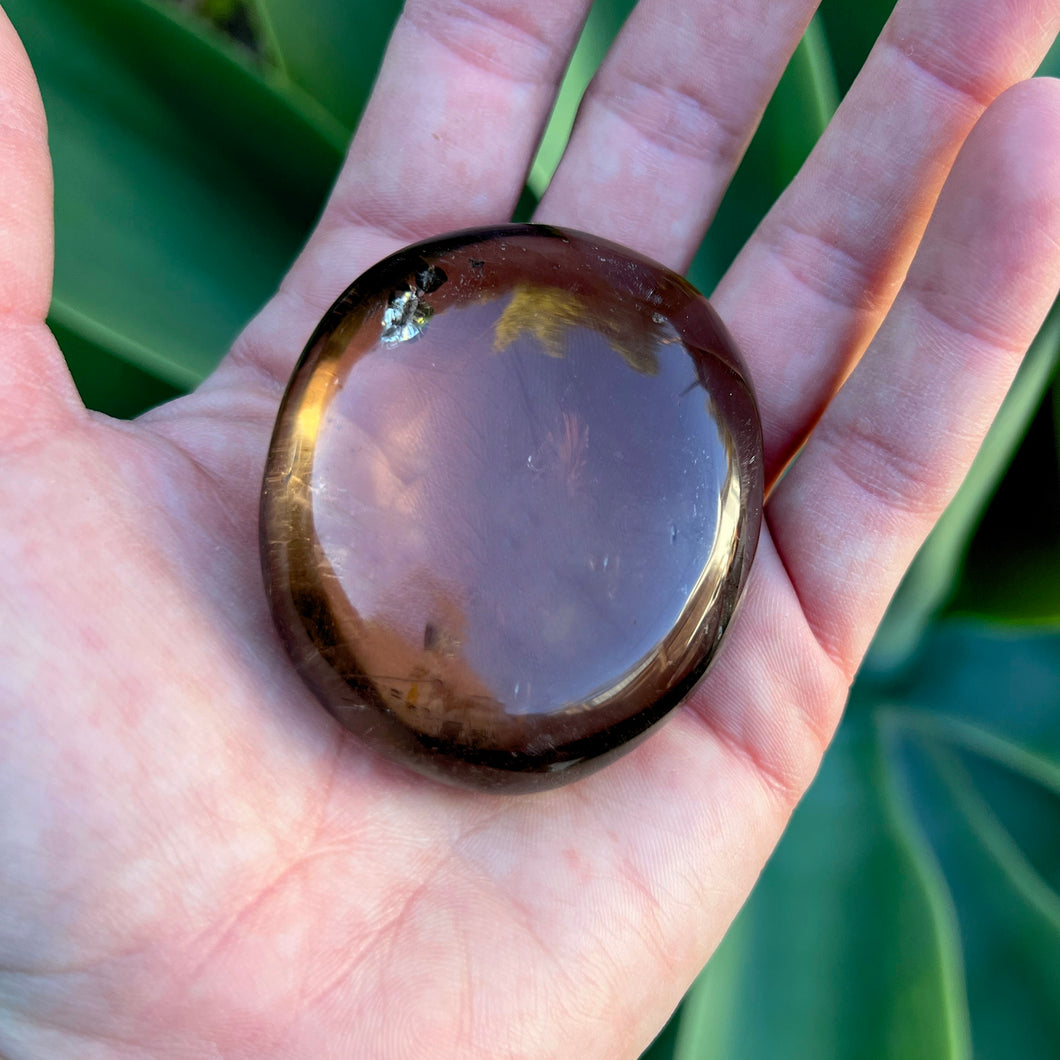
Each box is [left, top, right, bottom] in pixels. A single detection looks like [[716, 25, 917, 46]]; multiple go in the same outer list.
[[261, 225, 763, 792]]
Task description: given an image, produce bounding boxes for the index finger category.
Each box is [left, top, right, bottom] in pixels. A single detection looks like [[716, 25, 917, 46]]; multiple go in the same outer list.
[[218, 0, 593, 389]]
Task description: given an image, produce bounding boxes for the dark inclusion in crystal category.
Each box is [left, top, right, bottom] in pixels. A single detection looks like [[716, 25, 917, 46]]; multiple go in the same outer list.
[[261, 224, 764, 792]]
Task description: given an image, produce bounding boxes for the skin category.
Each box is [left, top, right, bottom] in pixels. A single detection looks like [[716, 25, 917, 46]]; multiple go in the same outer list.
[[1, 0, 1059, 1056]]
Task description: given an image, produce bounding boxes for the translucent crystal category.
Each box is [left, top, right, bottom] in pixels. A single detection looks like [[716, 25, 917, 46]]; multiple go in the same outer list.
[[261, 225, 763, 792]]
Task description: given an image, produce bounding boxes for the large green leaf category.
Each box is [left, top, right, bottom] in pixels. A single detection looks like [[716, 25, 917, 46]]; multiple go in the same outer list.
[[886, 618, 1060, 1019], [890, 623, 1060, 764], [674, 713, 966, 1060], [250, 0, 402, 129], [893, 722, 1060, 1058], [6, 0, 344, 408]]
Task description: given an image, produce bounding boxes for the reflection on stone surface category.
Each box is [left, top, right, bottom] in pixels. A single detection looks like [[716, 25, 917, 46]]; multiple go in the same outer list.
[[260, 224, 764, 792]]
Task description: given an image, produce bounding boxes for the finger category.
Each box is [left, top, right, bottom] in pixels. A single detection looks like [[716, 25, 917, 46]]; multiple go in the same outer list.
[[533, 0, 819, 271], [220, 0, 592, 388], [0, 8, 49, 320], [766, 78, 1060, 682], [0, 7, 81, 441], [714, 0, 1060, 484]]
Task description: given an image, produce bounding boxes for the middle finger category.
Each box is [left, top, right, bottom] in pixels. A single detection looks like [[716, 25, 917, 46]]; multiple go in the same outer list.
[[534, 0, 821, 270]]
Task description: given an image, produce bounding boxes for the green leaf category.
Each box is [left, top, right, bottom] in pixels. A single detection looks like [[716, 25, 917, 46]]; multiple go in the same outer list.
[[674, 713, 967, 1060], [250, 0, 403, 129], [880, 619, 1060, 1055], [51, 315, 183, 419], [1055, 379, 1060, 478], [527, 0, 637, 198], [953, 743, 1060, 895], [894, 731, 1060, 1058], [816, 0, 897, 98], [6, 0, 344, 408], [888, 621, 1060, 768], [868, 304, 1060, 669], [1039, 28, 1060, 78], [639, 1004, 684, 1060], [688, 14, 839, 294]]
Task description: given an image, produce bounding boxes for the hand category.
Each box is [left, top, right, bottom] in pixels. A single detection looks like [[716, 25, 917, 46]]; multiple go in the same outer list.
[[1, 2, 1058, 1056]]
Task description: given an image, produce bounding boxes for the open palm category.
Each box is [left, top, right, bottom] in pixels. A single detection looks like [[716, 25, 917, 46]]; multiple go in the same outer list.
[[2, 1, 1059, 1057]]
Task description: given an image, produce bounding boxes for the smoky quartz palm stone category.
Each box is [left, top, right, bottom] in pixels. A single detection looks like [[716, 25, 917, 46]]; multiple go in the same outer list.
[[261, 224, 763, 792]]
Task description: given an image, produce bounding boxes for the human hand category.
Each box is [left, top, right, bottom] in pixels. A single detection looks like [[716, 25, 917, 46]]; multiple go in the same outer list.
[[1, 1, 1058, 1057]]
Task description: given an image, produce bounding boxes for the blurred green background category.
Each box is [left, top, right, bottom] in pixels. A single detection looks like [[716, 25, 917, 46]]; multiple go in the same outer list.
[[5, 1, 1058, 1056]]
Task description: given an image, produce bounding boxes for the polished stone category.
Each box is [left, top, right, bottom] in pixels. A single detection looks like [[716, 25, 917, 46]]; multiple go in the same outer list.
[[261, 224, 763, 792]]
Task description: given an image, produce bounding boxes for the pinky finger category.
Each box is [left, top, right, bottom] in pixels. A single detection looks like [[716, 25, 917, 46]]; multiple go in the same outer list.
[[765, 77, 1060, 680]]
